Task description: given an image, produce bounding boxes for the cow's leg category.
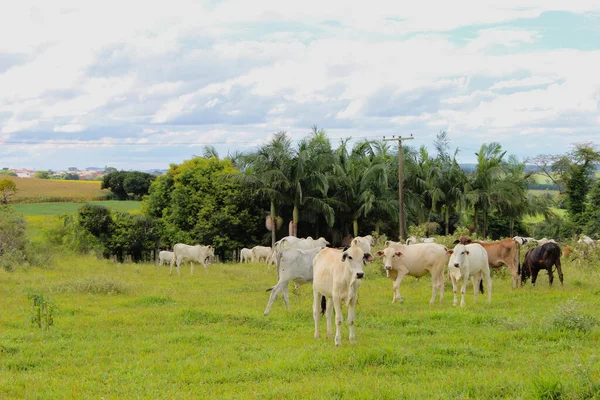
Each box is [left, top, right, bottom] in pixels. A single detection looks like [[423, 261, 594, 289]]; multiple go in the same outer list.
[[169, 259, 174, 275], [392, 271, 407, 303], [264, 283, 282, 316], [333, 296, 344, 346], [431, 268, 445, 304], [348, 295, 358, 344], [556, 260, 564, 286], [325, 297, 333, 339], [200, 259, 208, 273], [175, 259, 182, 276], [472, 274, 479, 303], [450, 275, 459, 306], [531, 268, 540, 286], [312, 291, 321, 339], [281, 283, 290, 311], [460, 274, 469, 307], [190, 261, 195, 275], [484, 269, 492, 304], [548, 266, 554, 286]]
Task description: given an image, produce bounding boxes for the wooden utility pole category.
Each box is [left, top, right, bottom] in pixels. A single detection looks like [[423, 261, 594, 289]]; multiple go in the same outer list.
[[383, 134, 414, 241]]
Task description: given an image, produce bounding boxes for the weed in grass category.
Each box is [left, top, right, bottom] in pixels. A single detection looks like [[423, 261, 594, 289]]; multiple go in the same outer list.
[[182, 309, 222, 324], [54, 276, 128, 295], [0, 344, 19, 355], [132, 295, 175, 306], [549, 298, 598, 333], [532, 375, 565, 400], [26, 290, 56, 330]]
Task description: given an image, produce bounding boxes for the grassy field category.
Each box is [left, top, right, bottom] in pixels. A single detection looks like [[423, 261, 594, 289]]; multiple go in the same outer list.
[[3, 176, 108, 203], [1, 252, 599, 399], [11, 201, 142, 216]]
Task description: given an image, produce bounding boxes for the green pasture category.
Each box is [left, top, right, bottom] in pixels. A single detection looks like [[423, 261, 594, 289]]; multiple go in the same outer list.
[[523, 207, 566, 224], [1, 251, 599, 399], [10, 201, 141, 216]]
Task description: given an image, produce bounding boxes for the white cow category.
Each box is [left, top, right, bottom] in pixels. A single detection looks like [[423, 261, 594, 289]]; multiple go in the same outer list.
[[406, 236, 436, 245], [312, 245, 373, 346], [578, 235, 595, 247], [537, 238, 557, 245], [376, 243, 449, 304], [512, 236, 536, 245], [351, 236, 372, 254], [263, 247, 324, 315], [447, 243, 492, 307], [251, 246, 272, 263], [157, 250, 174, 266], [240, 248, 252, 263], [170, 243, 215, 275], [385, 240, 405, 247], [268, 236, 330, 268]]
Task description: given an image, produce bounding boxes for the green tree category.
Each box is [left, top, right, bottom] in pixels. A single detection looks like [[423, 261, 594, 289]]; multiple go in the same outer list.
[[34, 170, 52, 179], [62, 173, 79, 180], [101, 171, 127, 200], [0, 179, 17, 204], [123, 171, 155, 199], [585, 179, 600, 238]]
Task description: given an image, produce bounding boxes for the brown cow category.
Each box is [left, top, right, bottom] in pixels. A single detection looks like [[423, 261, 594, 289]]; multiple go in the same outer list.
[[456, 236, 521, 289]]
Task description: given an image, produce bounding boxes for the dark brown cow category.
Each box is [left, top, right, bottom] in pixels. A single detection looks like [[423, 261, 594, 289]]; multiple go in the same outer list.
[[456, 236, 521, 289], [521, 242, 563, 286]]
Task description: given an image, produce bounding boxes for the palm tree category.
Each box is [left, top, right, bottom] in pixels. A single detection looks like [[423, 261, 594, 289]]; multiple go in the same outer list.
[[465, 143, 507, 238], [235, 132, 292, 247]]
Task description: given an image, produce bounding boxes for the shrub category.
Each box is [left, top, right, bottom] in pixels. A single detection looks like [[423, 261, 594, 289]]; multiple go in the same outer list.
[[0, 206, 28, 270], [26, 291, 56, 330]]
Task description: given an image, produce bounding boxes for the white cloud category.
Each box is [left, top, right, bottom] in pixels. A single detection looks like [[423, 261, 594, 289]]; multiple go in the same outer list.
[[53, 123, 86, 133], [1, 117, 39, 134], [491, 77, 557, 90]]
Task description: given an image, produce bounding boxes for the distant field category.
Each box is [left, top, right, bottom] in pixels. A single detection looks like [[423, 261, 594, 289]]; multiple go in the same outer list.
[[11, 201, 142, 216], [2, 176, 108, 203], [529, 189, 560, 197], [523, 207, 566, 224]]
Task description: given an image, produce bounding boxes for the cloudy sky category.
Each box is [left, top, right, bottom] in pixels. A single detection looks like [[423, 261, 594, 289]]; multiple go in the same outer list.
[[1, 1, 600, 171]]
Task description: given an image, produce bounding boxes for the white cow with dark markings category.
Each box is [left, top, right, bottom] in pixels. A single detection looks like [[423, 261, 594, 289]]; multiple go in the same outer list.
[[376, 243, 448, 304], [263, 247, 324, 315], [312, 245, 373, 346], [447, 243, 492, 307], [170, 243, 215, 275]]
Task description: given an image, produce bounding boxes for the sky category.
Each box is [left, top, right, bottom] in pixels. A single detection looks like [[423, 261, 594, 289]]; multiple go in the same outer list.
[[1, 1, 600, 171]]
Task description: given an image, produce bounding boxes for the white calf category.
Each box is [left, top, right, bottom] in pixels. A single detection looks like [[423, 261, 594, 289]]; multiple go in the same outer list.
[[312, 245, 374, 346], [447, 243, 491, 307], [351, 236, 372, 254], [240, 248, 252, 263], [157, 250, 174, 266], [170, 243, 215, 275], [263, 247, 324, 315]]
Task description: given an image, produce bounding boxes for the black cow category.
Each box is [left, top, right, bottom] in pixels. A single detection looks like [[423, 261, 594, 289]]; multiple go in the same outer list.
[[521, 242, 564, 286]]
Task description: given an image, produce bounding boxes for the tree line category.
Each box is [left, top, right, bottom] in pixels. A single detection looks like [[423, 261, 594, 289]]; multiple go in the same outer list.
[[4, 129, 599, 266]]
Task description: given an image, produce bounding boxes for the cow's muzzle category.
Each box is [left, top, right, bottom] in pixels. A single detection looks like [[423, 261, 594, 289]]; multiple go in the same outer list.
[[356, 272, 364, 279], [385, 265, 392, 271], [453, 263, 460, 268]]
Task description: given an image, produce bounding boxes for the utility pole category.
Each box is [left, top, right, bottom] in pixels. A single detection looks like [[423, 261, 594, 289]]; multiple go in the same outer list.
[[383, 134, 414, 241]]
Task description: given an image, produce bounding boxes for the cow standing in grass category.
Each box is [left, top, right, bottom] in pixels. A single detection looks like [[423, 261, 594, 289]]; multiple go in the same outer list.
[[521, 242, 563, 286], [157, 250, 174, 266], [447, 243, 492, 307], [312, 245, 373, 346], [170, 244, 215, 275]]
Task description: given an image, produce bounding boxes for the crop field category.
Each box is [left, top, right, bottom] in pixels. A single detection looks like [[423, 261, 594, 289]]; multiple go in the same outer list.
[[3, 176, 108, 203], [1, 250, 599, 399]]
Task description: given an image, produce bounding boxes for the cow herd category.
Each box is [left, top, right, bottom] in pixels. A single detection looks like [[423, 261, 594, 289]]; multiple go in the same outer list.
[[158, 234, 571, 346]]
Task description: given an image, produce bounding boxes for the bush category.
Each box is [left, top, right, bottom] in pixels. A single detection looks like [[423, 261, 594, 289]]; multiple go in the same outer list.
[[0, 206, 28, 270]]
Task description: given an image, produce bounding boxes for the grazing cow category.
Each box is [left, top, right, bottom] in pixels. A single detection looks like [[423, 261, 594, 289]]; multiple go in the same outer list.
[[312, 245, 374, 346], [447, 243, 492, 307], [268, 236, 330, 268], [240, 248, 252, 263], [406, 236, 436, 245], [376, 243, 449, 304], [170, 244, 215, 275], [522, 242, 564, 286], [157, 250, 174, 266], [263, 247, 324, 315], [513, 236, 529, 245], [457, 236, 521, 289], [251, 246, 272, 263]]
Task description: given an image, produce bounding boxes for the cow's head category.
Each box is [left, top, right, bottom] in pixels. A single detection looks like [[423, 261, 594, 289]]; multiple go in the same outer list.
[[376, 247, 403, 271], [447, 244, 469, 280], [341, 245, 372, 280], [317, 237, 330, 247]]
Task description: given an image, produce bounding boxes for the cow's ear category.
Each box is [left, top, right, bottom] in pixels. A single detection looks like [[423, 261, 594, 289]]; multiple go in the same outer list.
[[395, 251, 403, 257], [446, 250, 454, 255], [465, 239, 472, 244], [342, 246, 349, 252], [208, 245, 212, 248], [375, 251, 384, 257], [341, 253, 348, 262], [363, 253, 374, 262], [453, 239, 460, 244]]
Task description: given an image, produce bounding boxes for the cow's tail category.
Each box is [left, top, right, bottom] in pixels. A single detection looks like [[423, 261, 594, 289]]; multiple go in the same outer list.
[[517, 242, 521, 277], [479, 278, 484, 294], [265, 286, 275, 292], [276, 250, 284, 280], [320, 296, 326, 315]]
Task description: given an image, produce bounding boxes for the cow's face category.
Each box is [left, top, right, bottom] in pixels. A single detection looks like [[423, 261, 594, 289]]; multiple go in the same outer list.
[[342, 245, 372, 280], [317, 237, 330, 247], [376, 247, 403, 271], [448, 244, 469, 269]]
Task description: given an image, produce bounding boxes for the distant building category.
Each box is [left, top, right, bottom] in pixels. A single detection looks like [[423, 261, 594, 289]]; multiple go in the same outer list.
[[14, 169, 35, 178]]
